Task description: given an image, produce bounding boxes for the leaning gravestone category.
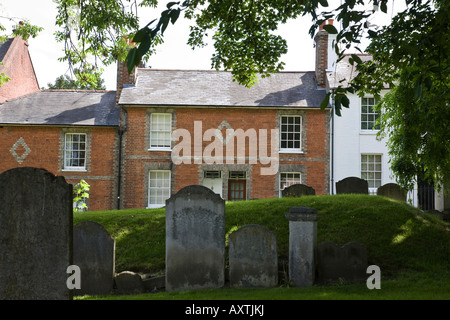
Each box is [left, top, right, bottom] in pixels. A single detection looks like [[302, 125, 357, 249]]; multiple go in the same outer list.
[[165, 185, 225, 291], [0, 167, 73, 300], [228, 224, 278, 288], [377, 183, 407, 202], [73, 221, 115, 296], [336, 177, 369, 194], [281, 184, 316, 197], [316, 241, 368, 284]]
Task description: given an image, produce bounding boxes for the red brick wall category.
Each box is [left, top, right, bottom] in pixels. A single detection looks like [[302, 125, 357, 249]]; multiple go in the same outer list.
[[0, 126, 118, 211], [0, 37, 39, 103], [121, 106, 330, 208]]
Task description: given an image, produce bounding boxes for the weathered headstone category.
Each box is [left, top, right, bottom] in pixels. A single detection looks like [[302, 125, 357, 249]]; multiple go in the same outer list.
[[285, 206, 320, 286], [336, 177, 369, 194], [377, 183, 407, 202], [73, 221, 115, 296], [165, 185, 225, 291], [0, 167, 73, 300], [281, 184, 316, 197], [114, 271, 145, 294], [228, 224, 278, 287], [316, 241, 368, 284]]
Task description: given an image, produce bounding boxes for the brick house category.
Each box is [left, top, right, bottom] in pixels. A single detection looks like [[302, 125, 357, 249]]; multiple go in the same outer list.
[[0, 90, 120, 211], [1, 30, 332, 211], [117, 67, 330, 209], [0, 36, 39, 103]]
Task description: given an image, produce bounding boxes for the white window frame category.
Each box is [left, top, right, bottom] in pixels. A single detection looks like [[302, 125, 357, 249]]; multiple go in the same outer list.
[[279, 172, 302, 197], [361, 154, 382, 194], [279, 115, 303, 153], [147, 170, 171, 208], [63, 133, 87, 171], [149, 113, 172, 151], [361, 97, 380, 131]]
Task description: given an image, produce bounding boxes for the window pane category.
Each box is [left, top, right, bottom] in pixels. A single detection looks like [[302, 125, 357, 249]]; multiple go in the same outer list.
[[361, 97, 380, 130], [280, 116, 302, 150], [64, 133, 87, 169], [150, 113, 171, 148], [148, 170, 171, 207], [280, 172, 301, 191], [361, 154, 382, 192]]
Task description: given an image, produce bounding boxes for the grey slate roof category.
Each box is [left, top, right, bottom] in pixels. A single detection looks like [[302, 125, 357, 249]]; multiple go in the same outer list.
[[0, 38, 14, 62], [0, 90, 119, 126], [326, 54, 376, 89], [119, 69, 326, 108]]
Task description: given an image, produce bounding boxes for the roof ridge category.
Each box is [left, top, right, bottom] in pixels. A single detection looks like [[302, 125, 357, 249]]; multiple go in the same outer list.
[[137, 68, 315, 74], [41, 89, 116, 93]]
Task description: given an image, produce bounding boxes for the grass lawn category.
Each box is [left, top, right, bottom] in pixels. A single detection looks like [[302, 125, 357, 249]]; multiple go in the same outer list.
[[73, 194, 450, 300]]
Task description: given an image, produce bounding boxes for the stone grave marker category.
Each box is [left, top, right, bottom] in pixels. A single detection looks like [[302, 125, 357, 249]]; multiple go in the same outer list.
[[317, 241, 368, 284], [285, 206, 320, 286], [336, 177, 369, 194], [0, 167, 73, 300], [73, 221, 116, 296], [228, 224, 278, 287], [165, 185, 225, 291], [377, 183, 407, 202], [281, 184, 316, 197]]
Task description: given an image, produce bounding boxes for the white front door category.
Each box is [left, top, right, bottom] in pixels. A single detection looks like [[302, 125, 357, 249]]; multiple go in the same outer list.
[[203, 178, 223, 198]]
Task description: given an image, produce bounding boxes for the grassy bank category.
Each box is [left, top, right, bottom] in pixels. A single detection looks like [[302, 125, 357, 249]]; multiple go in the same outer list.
[[73, 194, 450, 299]]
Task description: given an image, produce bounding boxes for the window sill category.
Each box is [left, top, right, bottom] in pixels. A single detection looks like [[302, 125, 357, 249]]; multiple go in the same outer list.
[[279, 150, 304, 154], [148, 148, 172, 152], [146, 204, 166, 209], [62, 168, 87, 172], [360, 130, 380, 135]]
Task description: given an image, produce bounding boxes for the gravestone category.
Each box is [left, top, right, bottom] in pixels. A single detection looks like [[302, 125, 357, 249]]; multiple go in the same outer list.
[[165, 185, 225, 291], [281, 184, 316, 197], [285, 206, 320, 286], [0, 167, 73, 300], [336, 177, 369, 194], [228, 224, 278, 287], [73, 221, 115, 296], [317, 241, 368, 284], [377, 183, 407, 202], [115, 271, 145, 294]]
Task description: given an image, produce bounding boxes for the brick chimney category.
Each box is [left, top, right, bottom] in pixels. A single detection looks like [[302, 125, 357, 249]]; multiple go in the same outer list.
[[314, 19, 336, 89], [116, 59, 137, 103], [116, 37, 142, 102]]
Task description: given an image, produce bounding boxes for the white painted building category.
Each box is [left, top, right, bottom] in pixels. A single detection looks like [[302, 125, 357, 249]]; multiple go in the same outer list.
[[315, 21, 446, 211]]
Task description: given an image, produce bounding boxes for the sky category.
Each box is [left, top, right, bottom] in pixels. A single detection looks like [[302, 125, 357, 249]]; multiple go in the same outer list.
[[0, 0, 402, 90]]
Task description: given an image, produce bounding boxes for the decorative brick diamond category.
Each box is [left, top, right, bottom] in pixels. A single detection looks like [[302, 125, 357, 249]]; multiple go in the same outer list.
[[215, 120, 234, 145], [10, 137, 31, 164]]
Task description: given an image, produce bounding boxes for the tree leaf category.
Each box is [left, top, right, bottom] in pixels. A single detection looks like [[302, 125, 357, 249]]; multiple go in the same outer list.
[[351, 54, 363, 65], [127, 47, 138, 73], [170, 9, 181, 24], [323, 24, 338, 34], [320, 92, 331, 110], [167, 1, 180, 9]]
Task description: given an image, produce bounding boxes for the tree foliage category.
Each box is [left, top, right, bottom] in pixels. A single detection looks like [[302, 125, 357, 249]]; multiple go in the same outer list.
[[22, 0, 450, 190], [353, 0, 450, 190], [73, 179, 90, 213], [47, 68, 106, 90]]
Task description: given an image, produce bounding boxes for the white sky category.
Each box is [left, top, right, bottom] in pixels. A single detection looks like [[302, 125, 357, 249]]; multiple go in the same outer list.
[[0, 0, 403, 90]]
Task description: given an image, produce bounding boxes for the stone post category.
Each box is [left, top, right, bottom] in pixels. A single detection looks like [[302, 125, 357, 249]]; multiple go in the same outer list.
[[285, 206, 320, 286]]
